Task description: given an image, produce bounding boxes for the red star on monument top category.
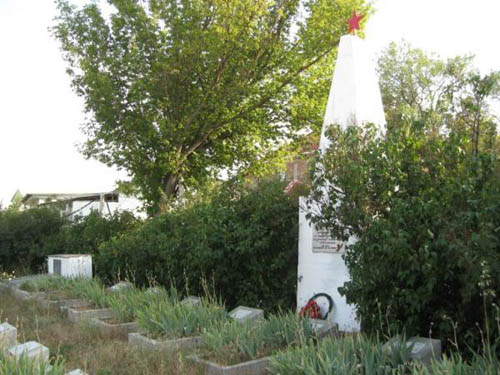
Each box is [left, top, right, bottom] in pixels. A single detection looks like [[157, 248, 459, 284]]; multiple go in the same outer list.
[[348, 10, 364, 34]]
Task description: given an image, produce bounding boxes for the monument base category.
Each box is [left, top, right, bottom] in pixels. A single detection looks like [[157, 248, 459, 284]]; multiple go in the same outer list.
[[296, 198, 360, 332]]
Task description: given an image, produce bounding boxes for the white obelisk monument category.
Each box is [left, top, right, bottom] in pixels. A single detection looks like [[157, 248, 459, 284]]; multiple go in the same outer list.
[[297, 16, 386, 332]]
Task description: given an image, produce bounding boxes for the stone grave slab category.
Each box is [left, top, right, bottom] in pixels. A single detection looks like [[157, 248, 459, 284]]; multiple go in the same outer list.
[[188, 355, 270, 375], [181, 296, 201, 306], [383, 336, 441, 368], [67, 306, 113, 323], [128, 332, 202, 351], [66, 370, 89, 375], [308, 319, 337, 338], [0, 322, 17, 350], [90, 317, 139, 336], [7, 341, 49, 363], [229, 306, 264, 323], [108, 281, 132, 292], [406, 337, 441, 368]]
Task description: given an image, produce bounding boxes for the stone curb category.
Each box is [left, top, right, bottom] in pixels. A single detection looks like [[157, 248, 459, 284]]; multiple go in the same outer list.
[[67, 306, 113, 323], [128, 332, 202, 352], [90, 317, 139, 336], [187, 355, 271, 375]]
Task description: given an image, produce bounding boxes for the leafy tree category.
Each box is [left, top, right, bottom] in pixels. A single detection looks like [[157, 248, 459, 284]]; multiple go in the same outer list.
[[7, 189, 23, 212], [378, 41, 500, 155], [53, 0, 368, 214]]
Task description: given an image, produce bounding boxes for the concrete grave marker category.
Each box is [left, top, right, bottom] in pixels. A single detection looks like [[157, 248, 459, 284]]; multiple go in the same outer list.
[[229, 306, 264, 322], [66, 370, 89, 375], [0, 323, 17, 350], [406, 337, 441, 368], [383, 336, 441, 368], [181, 296, 201, 306], [308, 318, 337, 338], [7, 341, 49, 363], [188, 355, 270, 375], [108, 281, 132, 292]]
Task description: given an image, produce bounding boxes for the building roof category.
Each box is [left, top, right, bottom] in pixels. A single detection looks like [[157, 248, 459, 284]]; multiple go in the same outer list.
[[21, 191, 119, 206]]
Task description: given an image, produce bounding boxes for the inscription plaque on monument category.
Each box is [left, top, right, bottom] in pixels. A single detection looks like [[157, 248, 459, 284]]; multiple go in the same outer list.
[[312, 225, 344, 253]]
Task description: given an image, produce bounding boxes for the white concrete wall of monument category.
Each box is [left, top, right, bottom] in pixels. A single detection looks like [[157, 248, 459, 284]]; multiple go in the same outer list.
[[296, 34, 386, 332], [297, 198, 359, 331]]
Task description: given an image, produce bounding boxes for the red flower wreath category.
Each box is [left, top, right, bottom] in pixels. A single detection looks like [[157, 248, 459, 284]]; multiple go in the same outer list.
[[299, 299, 322, 319]]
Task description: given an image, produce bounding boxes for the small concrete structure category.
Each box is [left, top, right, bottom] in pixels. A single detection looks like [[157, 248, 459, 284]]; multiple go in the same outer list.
[[308, 318, 337, 338], [181, 296, 201, 306], [188, 355, 270, 375], [229, 306, 264, 323], [0, 322, 17, 350], [7, 341, 49, 363], [67, 306, 113, 323], [384, 336, 441, 368], [48, 254, 92, 278], [128, 332, 202, 351]]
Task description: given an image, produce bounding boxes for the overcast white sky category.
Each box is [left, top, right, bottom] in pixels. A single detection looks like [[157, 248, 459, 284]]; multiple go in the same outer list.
[[1, 0, 499, 207]]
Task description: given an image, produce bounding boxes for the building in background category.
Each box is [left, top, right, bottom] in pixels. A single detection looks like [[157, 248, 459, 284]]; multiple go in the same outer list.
[[16, 191, 143, 219]]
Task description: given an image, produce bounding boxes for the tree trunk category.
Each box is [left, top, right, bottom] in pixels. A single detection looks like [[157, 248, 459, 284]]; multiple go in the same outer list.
[[158, 174, 180, 213]]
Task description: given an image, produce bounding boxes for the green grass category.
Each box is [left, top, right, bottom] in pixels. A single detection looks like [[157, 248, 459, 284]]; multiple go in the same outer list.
[[19, 275, 71, 293], [269, 333, 500, 375], [0, 351, 66, 375], [136, 295, 227, 339], [200, 311, 314, 365], [106, 285, 178, 323]]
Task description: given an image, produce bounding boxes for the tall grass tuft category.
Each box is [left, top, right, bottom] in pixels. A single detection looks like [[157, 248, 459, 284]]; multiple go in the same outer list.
[[201, 311, 313, 365], [269, 333, 500, 375], [136, 294, 227, 340], [68, 278, 108, 308], [269, 334, 422, 375], [0, 352, 66, 375], [20, 275, 71, 293], [107, 284, 178, 323]]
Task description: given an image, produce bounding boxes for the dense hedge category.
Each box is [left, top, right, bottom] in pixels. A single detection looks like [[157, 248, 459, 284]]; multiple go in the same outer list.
[[96, 179, 301, 312], [0, 180, 300, 312], [0, 207, 65, 272], [42, 210, 140, 258]]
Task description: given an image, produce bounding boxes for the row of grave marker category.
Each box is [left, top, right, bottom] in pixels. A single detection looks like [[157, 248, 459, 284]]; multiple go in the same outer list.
[[3, 276, 442, 370], [0, 322, 88, 374]]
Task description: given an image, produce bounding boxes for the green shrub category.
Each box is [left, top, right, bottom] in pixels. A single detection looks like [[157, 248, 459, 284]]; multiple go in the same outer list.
[[0, 207, 65, 272], [97, 179, 301, 312], [309, 122, 500, 353]]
